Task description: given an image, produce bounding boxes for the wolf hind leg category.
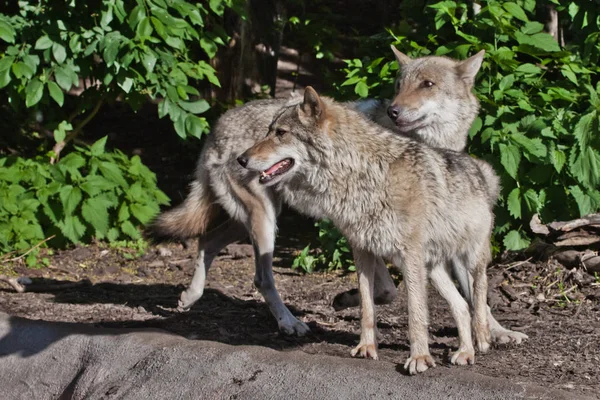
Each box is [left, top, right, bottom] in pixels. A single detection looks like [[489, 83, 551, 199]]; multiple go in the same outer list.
[[452, 257, 528, 345], [469, 248, 492, 353], [178, 220, 247, 311], [429, 264, 474, 366]]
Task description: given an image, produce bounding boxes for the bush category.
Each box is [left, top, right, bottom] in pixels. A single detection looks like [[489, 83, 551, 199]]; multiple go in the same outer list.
[[0, 137, 169, 265], [0, 0, 242, 260], [295, 0, 600, 271]]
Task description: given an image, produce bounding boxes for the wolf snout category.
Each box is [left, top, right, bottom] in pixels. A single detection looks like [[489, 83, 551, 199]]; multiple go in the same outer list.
[[237, 154, 249, 168], [387, 104, 401, 120]]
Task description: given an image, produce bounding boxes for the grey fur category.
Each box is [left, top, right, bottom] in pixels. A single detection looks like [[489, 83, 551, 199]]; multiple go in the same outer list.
[[145, 49, 527, 346], [240, 87, 496, 373]]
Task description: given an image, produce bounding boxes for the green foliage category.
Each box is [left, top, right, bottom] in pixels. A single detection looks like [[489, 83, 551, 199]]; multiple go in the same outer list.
[[0, 136, 169, 264], [0, 0, 241, 143], [292, 219, 355, 273], [329, 0, 600, 254]]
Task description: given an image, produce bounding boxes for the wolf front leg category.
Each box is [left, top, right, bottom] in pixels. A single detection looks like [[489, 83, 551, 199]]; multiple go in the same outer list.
[[350, 249, 380, 360], [249, 206, 310, 336], [393, 250, 435, 375]]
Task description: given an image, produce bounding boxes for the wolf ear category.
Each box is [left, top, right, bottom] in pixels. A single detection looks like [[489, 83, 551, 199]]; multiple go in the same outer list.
[[391, 45, 411, 66], [456, 50, 485, 85], [302, 86, 324, 121]]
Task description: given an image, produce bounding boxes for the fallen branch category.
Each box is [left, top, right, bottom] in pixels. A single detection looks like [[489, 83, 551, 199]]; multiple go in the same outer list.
[[3, 235, 56, 263], [0, 275, 25, 293]]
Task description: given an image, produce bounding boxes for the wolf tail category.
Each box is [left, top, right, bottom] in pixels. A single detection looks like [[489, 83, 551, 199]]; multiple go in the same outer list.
[[145, 171, 222, 242]]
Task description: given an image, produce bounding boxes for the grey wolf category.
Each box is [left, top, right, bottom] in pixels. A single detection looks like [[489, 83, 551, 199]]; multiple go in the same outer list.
[[146, 48, 526, 347], [238, 86, 496, 374]]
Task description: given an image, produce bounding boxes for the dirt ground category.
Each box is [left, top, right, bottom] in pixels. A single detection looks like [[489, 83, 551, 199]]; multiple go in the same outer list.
[[1, 212, 599, 399]]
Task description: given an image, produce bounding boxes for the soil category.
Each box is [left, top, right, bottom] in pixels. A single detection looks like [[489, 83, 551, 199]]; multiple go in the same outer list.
[[1, 223, 599, 399]]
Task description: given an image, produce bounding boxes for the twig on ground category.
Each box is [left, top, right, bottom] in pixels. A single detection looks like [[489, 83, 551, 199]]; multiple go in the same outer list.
[[3, 235, 56, 263], [0, 275, 25, 293]]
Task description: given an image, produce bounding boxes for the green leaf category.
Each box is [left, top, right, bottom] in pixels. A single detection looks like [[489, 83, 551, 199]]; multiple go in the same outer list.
[[178, 99, 210, 114], [503, 2, 529, 22], [569, 186, 599, 217], [34, 35, 54, 50], [47, 81, 64, 106], [520, 21, 544, 34], [503, 230, 530, 251], [59, 185, 82, 215], [12, 62, 34, 79], [515, 32, 560, 52], [0, 55, 14, 72], [55, 66, 73, 91], [574, 111, 596, 151], [499, 143, 521, 179], [25, 79, 44, 108], [130, 203, 156, 224], [90, 136, 108, 156], [81, 199, 110, 236], [99, 161, 128, 187], [515, 63, 541, 75], [0, 67, 11, 89], [551, 147, 566, 173], [60, 214, 86, 243], [185, 115, 207, 138], [52, 43, 67, 64], [118, 204, 130, 222], [174, 115, 187, 138], [80, 176, 115, 196], [142, 51, 157, 74], [136, 17, 154, 39], [200, 37, 217, 58], [523, 188, 540, 214], [355, 80, 368, 98], [0, 20, 15, 43], [507, 187, 521, 218], [121, 220, 140, 239]]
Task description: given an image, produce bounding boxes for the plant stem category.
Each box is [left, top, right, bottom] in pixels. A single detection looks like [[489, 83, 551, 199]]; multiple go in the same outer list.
[[50, 95, 106, 164]]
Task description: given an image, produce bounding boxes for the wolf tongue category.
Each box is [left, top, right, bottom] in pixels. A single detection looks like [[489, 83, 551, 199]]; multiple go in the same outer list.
[[265, 160, 286, 175]]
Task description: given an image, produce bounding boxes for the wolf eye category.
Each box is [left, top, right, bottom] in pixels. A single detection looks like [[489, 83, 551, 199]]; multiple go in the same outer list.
[[421, 80, 435, 88], [275, 128, 287, 136]]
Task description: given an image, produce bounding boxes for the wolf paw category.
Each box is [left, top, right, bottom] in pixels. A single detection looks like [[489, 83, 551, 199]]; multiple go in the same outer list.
[[350, 342, 379, 360], [278, 318, 310, 337], [450, 349, 475, 366], [404, 354, 435, 375], [491, 328, 528, 345], [177, 288, 204, 311]]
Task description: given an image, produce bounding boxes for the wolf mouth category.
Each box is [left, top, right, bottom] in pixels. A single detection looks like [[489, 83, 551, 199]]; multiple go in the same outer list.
[[259, 158, 294, 184], [395, 115, 426, 131]]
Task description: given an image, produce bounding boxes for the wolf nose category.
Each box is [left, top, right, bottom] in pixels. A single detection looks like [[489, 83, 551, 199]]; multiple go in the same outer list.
[[237, 154, 249, 168], [387, 105, 400, 120]]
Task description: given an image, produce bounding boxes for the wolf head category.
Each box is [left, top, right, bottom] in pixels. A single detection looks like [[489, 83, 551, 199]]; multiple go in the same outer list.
[[237, 87, 332, 187], [388, 46, 484, 151]]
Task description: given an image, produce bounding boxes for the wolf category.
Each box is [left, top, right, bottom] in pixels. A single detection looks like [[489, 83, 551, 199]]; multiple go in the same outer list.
[[335, 47, 528, 345], [146, 47, 526, 346], [238, 86, 496, 374]]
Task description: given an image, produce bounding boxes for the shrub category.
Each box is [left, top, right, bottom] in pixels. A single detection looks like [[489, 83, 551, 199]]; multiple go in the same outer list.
[[0, 0, 242, 260], [0, 137, 169, 265]]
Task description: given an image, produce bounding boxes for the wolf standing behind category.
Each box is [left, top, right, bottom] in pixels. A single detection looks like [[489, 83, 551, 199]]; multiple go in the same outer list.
[[239, 87, 496, 374]]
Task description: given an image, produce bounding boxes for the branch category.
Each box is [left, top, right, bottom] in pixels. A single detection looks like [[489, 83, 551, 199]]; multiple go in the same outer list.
[[50, 95, 106, 164]]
